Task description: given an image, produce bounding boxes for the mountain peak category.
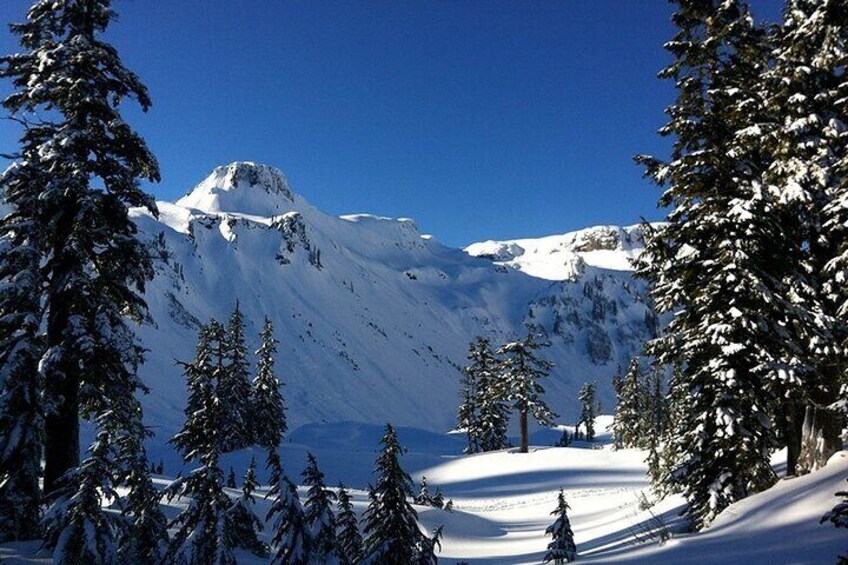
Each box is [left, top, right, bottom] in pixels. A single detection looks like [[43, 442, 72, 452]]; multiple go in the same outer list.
[[176, 161, 295, 217]]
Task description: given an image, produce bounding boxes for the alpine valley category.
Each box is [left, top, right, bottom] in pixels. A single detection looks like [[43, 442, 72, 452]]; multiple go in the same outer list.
[[130, 161, 658, 450]]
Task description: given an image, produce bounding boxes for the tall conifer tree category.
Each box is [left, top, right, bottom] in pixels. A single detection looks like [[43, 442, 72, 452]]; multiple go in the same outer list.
[[0, 0, 160, 493], [498, 334, 556, 453], [336, 484, 364, 565], [361, 424, 425, 565], [636, 0, 793, 528], [219, 303, 252, 451], [252, 316, 287, 450]]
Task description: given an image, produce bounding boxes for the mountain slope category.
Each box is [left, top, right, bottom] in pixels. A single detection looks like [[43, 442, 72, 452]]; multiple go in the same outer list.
[[129, 162, 657, 446]]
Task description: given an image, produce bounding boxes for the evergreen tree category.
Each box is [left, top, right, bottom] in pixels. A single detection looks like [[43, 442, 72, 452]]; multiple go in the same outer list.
[[115, 431, 168, 565], [610, 365, 624, 448], [165, 334, 235, 565], [361, 424, 425, 564], [171, 321, 227, 456], [821, 479, 848, 564], [267, 474, 312, 565], [471, 338, 510, 453], [414, 526, 443, 565], [636, 0, 790, 528], [252, 316, 288, 450], [226, 457, 268, 557], [414, 476, 433, 506], [611, 358, 645, 449], [42, 430, 119, 565], [764, 0, 848, 474], [302, 453, 342, 564], [1, 0, 160, 492], [219, 303, 252, 452], [498, 333, 557, 453], [577, 382, 597, 443], [543, 489, 577, 564], [0, 159, 44, 542], [226, 468, 237, 489], [458, 338, 484, 453], [336, 484, 364, 565]]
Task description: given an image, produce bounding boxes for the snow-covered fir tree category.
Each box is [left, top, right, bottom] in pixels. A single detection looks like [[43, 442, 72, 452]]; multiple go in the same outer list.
[[170, 321, 227, 456], [498, 333, 556, 453], [226, 457, 268, 557], [267, 474, 312, 565], [361, 424, 427, 564], [252, 316, 288, 450], [42, 430, 119, 565], [0, 0, 161, 493], [302, 453, 342, 563], [543, 489, 577, 564], [763, 0, 848, 475], [822, 479, 848, 564], [577, 382, 597, 443], [165, 331, 235, 565], [336, 484, 364, 565], [610, 365, 624, 448], [611, 358, 645, 449], [115, 429, 169, 565], [0, 166, 43, 542], [458, 338, 484, 453], [226, 468, 237, 489], [414, 526, 443, 565], [469, 337, 510, 453], [219, 303, 253, 452], [636, 0, 793, 529], [414, 476, 434, 506]]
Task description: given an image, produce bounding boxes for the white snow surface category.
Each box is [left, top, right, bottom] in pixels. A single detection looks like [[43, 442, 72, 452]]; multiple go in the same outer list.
[[464, 225, 647, 281], [121, 162, 658, 457], [2, 418, 844, 564]]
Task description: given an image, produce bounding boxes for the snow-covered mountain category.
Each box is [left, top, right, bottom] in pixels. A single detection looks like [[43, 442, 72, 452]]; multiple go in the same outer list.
[[130, 162, 658, 444]]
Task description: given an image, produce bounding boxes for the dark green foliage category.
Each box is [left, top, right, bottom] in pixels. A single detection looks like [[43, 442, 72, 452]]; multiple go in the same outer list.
[[636, 0, 791, 528], [336, 484, 364, 565], [543, 489, 577, 564], [219, 303, 252, 452], [361, 424, 427, 565], [42, 431, 119, 565], [577, 382, 597, 443], [498, 333, 557, 453], [302, 453, 342, 563], [0, 0, 160, 495], [226, 457, 268, 557], [166, 328, 235, 565], [252, 316, 287, 450], [471, 338, 510, 453], [267, 474, 311, 565]]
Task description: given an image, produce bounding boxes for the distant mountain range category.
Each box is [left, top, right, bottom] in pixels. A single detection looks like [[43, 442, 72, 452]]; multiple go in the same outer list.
[[128, 161, 658, 446]]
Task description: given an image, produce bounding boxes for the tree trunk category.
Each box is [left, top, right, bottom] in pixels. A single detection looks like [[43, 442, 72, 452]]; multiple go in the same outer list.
[[43, 204, 81, 493], [785, 401, 803, 477], [798, 403, 843, 475], [519, 409, 528, 453]]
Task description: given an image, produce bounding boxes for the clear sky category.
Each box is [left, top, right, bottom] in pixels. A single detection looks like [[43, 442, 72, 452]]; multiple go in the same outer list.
[[0, 1, 782, 247]]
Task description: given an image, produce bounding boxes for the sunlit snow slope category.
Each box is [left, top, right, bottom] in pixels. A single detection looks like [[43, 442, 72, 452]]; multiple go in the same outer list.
[[129, 162, 658, 445]]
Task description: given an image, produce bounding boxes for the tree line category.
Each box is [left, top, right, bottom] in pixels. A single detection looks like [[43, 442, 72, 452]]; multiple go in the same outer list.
[[637, 0, 847, 536], [457, 333, 557, 454]]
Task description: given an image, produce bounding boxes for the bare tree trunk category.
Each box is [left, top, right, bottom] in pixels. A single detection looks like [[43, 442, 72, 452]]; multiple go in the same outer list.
[[520, 409, 528, 453], [785, 402, 803, 477], [798, 404, 843, 474]]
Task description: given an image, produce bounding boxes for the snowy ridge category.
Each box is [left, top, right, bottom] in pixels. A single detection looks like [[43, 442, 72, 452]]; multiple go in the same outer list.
[[127, 162, 658, 453], [465, 224, 648, 281]]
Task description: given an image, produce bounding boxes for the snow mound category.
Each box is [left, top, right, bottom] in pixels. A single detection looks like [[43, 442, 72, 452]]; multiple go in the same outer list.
[[176, 161, 294, 217]]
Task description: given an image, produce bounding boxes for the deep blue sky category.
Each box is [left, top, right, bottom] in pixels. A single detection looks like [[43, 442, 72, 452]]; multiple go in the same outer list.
[[1, 1, 782, 247]]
